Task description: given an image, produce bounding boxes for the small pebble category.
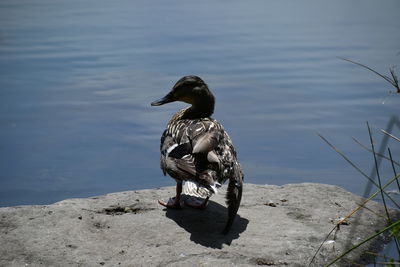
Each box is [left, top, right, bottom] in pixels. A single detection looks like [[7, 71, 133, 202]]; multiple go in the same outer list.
[[265, 201, 277, 207]]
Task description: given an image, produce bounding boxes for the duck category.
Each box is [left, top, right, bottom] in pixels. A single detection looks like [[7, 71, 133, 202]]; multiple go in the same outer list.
[[151, 75, 244, 234]]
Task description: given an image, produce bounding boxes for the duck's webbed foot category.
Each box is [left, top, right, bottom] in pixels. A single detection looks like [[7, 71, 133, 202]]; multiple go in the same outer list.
[[158, 197, 182, 209], [184, 196, 209, 210], [158, 181, 183, 209]]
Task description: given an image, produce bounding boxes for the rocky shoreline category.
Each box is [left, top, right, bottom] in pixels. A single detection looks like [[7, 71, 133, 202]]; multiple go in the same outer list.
[[0, 183, 398, 266]]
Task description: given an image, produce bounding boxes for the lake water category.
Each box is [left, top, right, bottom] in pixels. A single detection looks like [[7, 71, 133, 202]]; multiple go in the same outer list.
[[0, 0, 399, 207]]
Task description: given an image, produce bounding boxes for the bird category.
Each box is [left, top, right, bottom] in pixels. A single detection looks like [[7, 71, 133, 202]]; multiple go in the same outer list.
[[151, 75, 244, 234]]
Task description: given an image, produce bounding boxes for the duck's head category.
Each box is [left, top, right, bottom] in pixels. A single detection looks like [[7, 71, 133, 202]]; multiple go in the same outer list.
[[151, 76, 215, 116]]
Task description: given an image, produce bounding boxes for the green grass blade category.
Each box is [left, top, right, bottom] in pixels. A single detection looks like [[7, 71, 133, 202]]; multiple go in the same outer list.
[[326, 220, 400, 266], [318, 133, 400, 209], [309, 171, 400, 266], [367, 122, 391, 222]]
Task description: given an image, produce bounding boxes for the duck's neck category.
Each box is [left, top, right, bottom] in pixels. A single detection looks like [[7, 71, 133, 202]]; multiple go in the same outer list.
[[183, 93, 215, 119]]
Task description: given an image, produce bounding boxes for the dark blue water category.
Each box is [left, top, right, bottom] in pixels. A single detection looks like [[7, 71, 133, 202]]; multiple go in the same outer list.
[[0, 0, 399, 207]]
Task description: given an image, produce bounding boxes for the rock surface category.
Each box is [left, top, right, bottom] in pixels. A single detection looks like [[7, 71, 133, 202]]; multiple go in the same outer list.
[[0, 183, 398, 266]]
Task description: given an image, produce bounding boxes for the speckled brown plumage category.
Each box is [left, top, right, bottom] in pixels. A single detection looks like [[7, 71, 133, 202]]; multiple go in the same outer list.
[[151, 75, 243, 233]]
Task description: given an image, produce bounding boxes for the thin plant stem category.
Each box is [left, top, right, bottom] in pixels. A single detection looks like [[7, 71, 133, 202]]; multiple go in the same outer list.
[[382, 129, 400, 143], [339, 57, 400, 93], [388, 147, 400, 258], [395, 238, 400, 263], [367, 122, 391, 222], [352, 137, 400, 167], [309, 172, 400, 266], [388, 147, 400, 193], [326, 220, 400, 266], [318, 134, 400, 209]]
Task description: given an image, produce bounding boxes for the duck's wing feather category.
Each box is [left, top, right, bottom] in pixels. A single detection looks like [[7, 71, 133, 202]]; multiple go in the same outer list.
[[192, 131, 220, 153], [160, 134, 196, 178], [190, 120, 223, 154], [173, 155, 197, 177]]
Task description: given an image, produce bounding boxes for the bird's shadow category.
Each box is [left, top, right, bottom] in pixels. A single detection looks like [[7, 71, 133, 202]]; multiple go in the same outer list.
[[164, 199, 249, 249]]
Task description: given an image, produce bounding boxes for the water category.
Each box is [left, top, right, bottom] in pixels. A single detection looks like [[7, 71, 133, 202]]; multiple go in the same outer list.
[[0, 0, 399, 208]]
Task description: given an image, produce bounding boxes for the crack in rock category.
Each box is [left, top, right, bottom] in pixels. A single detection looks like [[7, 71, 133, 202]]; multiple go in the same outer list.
[[99, 204, 154, 215]]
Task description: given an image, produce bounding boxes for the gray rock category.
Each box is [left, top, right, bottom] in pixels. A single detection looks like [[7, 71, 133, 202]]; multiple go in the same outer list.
[[0, 183, 398, 266]]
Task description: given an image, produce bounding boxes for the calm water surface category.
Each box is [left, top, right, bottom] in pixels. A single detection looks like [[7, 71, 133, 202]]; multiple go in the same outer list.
[[0, 0, 399, 207]]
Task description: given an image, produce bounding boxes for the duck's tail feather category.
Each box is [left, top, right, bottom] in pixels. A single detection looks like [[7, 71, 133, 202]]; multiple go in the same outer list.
[[223, 166, 243, 234]]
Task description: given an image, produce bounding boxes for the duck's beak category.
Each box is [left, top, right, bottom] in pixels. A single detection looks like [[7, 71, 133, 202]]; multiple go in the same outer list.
[[151, 92, 175, 106]]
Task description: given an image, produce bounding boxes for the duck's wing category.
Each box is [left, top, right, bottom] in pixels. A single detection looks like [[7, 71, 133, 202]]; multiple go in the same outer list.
[[160, 133, 196, 178], [161, 119, 223, 188]]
